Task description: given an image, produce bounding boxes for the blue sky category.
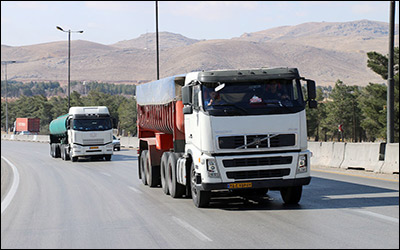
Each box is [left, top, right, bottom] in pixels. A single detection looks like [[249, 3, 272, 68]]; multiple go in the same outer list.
[[1, 1, 398, 46]]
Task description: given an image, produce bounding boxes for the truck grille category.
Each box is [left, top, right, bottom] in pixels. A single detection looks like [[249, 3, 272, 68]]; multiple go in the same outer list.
[[226, 169, 290, 180], [82, 139, 104, 145], [223, 156, 292, 167], [218, 134, 295, 149]]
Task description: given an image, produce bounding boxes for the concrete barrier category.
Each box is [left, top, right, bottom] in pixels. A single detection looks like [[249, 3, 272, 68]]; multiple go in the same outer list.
[[309, 142, 346, 169], [380, 143, 399, 174], [340, 142, 384, 172], [2, 134, 398, 175], [119, 137, 138, 148]]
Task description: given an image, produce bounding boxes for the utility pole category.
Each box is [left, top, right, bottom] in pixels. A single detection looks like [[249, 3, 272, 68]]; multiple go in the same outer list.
[[2, 60, 16, 134], [387, 1, 395, 143], [155, 1, 160, 80]]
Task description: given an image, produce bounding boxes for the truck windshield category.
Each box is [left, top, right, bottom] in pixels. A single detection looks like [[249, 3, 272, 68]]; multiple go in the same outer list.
[[202, 79, 305, 116], [73, 118, 112, 131]]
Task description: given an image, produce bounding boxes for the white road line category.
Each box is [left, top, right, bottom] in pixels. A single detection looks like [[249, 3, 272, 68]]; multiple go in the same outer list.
[[354, 209, 399, 224], [172, 216, 213, 242], [1, 156, 20, 214], [128, 186, 143, 194], [100, 172, 112, 177]]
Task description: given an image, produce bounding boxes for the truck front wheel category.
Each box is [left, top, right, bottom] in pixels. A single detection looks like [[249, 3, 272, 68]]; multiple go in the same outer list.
[[280, 186, 302, 204], [190, 162, 211, 208]]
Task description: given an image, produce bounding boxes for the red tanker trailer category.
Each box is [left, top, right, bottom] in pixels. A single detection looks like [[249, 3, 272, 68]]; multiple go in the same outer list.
[[136, 75, 187, 191]]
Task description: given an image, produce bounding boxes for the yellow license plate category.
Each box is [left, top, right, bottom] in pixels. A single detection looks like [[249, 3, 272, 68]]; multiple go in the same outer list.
[[90, 146, 99, 149], [228, 182, 253, 189]]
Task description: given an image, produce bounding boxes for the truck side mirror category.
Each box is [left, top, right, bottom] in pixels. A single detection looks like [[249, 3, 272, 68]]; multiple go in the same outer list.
[[182, 85, 192, 105], [306, 80, 316, 100], [308, 100, 318, 109], [112, 117, 117, 129], [183, 106, 193, 114]]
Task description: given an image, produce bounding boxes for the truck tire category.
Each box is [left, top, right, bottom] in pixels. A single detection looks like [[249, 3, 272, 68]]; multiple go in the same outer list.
[[104, 155, 112, 161], [167, 153, 185, 198], [50, 144, 55, 158], [64, 146, 70, 161], [55, 144, 61, 158], [60, 145, 65, 160], [146, 152, 160, 188], [71, 156, 78, 162], [140, 150, 148, 185], [160, 152, 171, 195], [190, 162, 211, 208], [280, 186, 302, 204]]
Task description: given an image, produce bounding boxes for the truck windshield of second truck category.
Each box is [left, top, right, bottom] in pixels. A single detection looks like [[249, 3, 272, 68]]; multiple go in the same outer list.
[[202, 79, 305, 116], [73, 118, 112, 131]]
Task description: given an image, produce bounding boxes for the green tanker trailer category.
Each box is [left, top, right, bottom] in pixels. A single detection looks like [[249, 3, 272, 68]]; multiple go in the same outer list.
[[49, 106, 114, 162]]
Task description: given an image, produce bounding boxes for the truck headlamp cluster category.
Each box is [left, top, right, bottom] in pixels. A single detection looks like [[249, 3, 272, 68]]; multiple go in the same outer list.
[[207, 159, 220, 178], [297, 155, 307, 173]]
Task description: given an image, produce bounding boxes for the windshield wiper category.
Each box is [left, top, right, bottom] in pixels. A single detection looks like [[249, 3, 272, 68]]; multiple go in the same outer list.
[[211, 103, 248, 114]]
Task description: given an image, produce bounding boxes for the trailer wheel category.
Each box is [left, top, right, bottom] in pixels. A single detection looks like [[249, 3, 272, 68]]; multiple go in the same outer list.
[[160, 152, 171, 195], [55, 144, 61, 158], [167, 153, 185, 198], [146, 152, 160, 187], [50, 144, 55, 158], [190, 162, 211, 208], [140, 150, 148, 185], [280, 186, 302, 204]]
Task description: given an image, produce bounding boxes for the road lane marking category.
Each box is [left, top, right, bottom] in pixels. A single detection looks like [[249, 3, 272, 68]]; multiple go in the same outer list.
[[323, 192, 399, 199], [128, 186, 143, 194], [1, 156, 20, 214], [100, 172, 112, 177], [354, 209, 399, 223], [172, 216, 213, 242]]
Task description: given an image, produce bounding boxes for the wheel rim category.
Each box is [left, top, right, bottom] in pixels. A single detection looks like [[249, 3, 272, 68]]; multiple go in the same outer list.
[[191, 166, 198, 198]]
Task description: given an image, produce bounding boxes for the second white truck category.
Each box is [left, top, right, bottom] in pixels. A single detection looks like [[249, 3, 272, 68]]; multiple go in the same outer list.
[[49, 106, 114, 162]]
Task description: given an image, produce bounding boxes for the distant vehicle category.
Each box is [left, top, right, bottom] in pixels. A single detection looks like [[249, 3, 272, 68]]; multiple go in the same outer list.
[[112, 135, 121, 151], [19, 131, 33, 135], [15, 118, 40, 134]]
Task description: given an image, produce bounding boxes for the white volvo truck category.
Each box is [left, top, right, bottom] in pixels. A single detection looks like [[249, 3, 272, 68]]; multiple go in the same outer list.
[[137, 68, 317, 207]]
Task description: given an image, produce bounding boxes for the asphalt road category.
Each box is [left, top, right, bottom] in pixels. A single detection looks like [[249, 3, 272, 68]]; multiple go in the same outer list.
[[1, 140, 399, 249]]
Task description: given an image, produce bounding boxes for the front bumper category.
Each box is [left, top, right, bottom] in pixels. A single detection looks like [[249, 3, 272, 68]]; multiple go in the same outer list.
[[71, 144, 113, 157], [200, 177, 311, 191]]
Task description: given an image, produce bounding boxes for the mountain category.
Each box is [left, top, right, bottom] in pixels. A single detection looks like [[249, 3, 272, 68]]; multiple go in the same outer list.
[[111, 31, 203, 50], [1, 20, 398, 87]]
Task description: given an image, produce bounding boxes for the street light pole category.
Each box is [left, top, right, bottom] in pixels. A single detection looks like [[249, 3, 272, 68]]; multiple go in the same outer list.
[[56, 26, 83, 111], [155, 1, 160, 80], [387, 1, 395, 143], [2, 60, 16, 134]]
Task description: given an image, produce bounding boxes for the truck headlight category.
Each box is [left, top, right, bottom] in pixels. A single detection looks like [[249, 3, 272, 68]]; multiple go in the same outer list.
[[207, 159, 220, 178], [297, 155, 307, 173]]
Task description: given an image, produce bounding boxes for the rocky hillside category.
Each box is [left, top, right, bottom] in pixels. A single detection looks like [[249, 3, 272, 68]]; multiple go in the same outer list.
[[1, 20, 398, 86]]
